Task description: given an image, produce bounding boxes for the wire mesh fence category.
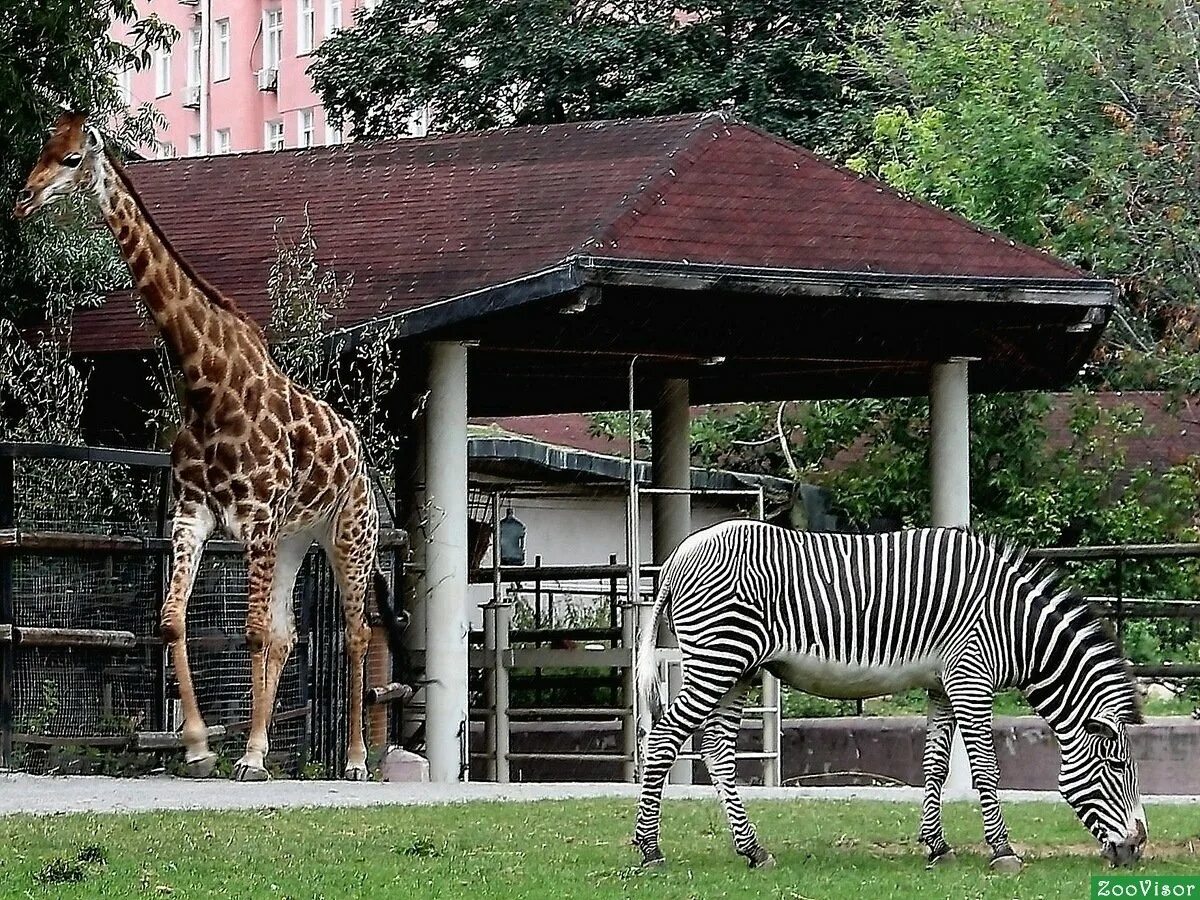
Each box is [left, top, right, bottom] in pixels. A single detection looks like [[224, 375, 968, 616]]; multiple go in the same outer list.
[[0, 442, 398, 777]]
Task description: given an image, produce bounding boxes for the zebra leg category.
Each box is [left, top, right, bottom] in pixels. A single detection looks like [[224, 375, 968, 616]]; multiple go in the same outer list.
[[919, 690, 956, 867], [634, 668, 740, 867], [945, 684, 1022, 872], [700, 679, 773, 868]]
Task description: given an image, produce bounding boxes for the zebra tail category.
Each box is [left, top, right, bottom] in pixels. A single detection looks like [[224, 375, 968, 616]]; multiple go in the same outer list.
[[636, 579, 671, 725]]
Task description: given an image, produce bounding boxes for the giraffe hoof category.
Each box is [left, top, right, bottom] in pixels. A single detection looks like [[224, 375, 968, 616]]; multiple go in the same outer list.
[[343, 763, 369, 782], [989, 853, 1023, 874], [232, 762, 270, 782], [926, 848, 956, 869], [748, 851, 776, 870], [181, 751, 218, 779]]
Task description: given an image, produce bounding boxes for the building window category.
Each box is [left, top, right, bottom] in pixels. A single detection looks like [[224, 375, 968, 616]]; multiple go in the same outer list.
[[117, 65, 133, 106], [187, 26, 202, 87], [325, 120, 343, 145], [214, 19, 231, 80], [158, 141, 176, 159], [325, 0, 341, 35], [265, 120, 285, 151], [298, 109, 314, 148], [214, 128, 231, 154], [297, 0, 315, 54], [264, 8, 283, 69], [187, 134, 202, 156], [154, 47, 171, 97]]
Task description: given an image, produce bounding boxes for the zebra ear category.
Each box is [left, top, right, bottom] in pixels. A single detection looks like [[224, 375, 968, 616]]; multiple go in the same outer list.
[[1083, 716, 1119, 742]]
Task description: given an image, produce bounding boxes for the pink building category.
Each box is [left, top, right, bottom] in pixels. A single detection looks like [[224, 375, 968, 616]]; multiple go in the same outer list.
[[115, 0, 422, 157]]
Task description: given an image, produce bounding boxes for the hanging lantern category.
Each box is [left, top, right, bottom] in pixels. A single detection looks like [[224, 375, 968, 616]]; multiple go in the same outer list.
[[498, 507, 526, 565]]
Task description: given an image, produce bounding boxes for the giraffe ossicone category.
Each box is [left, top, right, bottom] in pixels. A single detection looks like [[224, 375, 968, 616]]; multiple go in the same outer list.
[[16, 112, 409, 781]]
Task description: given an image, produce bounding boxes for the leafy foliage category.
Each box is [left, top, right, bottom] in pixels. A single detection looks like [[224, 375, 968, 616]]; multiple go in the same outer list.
[[265, 214, 406, 488], [267, 209, 349, 398], [851, 0, 1200, 390], [310, 0, 919, 156], [1, 0, 174, 318]]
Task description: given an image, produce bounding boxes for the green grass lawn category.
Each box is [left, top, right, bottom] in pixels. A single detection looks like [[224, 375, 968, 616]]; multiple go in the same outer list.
[[2, 798, 1198, 899]]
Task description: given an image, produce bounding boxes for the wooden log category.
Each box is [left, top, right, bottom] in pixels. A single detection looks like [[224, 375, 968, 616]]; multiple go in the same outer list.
[[367, 682, 416, 705], [1133, 663, 1200, 678], [133, 725, 227, 750], [16, 627, 136, 650], [14, 733, 131, 747], [221, 703, 312, 734]]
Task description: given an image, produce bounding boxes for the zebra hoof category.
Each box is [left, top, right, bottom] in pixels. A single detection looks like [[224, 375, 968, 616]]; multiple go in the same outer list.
[[989, 853, 1023, 874], [926, 848, 956, 869], [748, 851, 776, 870], [181, 751, 218, 779], [639, 848, 666, 868]]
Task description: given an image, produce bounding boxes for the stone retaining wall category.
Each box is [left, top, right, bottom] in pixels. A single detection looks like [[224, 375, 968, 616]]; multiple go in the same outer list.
[[468, 716, 1200, 794]]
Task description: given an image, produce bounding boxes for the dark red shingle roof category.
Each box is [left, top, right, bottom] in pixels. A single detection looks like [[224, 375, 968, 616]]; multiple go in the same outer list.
[[76, 112, 1088, 354]]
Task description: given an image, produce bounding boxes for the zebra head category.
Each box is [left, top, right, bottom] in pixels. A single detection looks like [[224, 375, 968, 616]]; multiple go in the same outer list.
[[1058, 711, 1146, 866]]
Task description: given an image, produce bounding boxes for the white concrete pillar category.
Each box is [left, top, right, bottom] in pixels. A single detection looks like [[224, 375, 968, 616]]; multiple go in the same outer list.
[[423, 342, 469, 782], [651, 378, 692, 784], [930, 359, 973, 798], [930, 360, 971, 528]]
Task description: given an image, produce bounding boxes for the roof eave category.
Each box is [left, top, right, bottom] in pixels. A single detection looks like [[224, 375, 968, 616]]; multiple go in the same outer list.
[[467, 433, 794, 493], [357, 254, 1115, 345]]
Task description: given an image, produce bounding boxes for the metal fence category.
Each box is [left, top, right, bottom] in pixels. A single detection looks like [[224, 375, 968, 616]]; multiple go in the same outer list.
[[0, 443, 405, 777], [1030, 543, 1200, 682]]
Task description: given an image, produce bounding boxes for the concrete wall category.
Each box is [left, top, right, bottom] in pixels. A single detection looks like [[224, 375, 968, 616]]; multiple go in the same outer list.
[[464, 717, 1200, 794]]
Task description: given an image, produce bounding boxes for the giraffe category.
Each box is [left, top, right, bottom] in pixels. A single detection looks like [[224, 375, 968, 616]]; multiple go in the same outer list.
[[14, 112, 408, 781]]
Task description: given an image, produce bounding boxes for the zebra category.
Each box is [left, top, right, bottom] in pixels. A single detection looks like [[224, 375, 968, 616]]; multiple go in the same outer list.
[[633, 519, 1146, 872]]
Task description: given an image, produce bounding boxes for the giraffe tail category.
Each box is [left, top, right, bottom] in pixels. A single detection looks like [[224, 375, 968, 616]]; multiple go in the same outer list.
[[373, 566, 408, 653]]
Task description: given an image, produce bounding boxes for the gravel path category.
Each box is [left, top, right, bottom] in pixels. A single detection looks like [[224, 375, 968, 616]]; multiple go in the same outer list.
[[1, 774, 1197, 817]]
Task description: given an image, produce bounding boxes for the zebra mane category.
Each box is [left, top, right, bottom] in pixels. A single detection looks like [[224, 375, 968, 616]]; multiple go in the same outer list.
[[1011, 551, 1143, 725]]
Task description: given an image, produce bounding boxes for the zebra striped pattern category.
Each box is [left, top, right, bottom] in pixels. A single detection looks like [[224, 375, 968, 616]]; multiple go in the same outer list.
[[634, 520, 1146, 870]]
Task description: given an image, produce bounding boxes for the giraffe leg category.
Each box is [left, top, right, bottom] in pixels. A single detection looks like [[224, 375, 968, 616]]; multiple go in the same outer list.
[[258, 534, 311, 757], [944, 678, 1020, 872], [700, 678, 772, 867], [919, 689, 957, 867], [322, 478, 377, 782], [634, 652, 747, 866], [161, 505, 217, 777], [234, 529, 279, 782]]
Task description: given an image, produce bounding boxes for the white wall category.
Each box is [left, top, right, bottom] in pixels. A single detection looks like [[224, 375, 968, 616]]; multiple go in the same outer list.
[[466, 493, 754, 622]]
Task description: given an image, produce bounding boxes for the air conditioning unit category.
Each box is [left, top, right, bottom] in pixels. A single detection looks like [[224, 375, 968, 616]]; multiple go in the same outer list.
[[256, 67, 278, 92], [182, 84, 201, 108]]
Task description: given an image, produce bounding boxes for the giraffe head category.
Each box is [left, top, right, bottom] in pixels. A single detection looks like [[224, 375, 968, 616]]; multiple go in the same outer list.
[[13, 112, 105, 220]]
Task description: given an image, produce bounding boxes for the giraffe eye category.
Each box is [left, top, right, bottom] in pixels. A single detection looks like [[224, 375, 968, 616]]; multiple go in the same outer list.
[[61, 153, 83, 168]]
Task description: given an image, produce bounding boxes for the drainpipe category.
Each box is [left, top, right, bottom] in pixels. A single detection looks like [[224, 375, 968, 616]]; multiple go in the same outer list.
[[199, 0, 211, 154]]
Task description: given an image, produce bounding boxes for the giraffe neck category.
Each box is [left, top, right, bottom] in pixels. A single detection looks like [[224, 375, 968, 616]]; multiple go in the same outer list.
[[93, 151, 267, 383]]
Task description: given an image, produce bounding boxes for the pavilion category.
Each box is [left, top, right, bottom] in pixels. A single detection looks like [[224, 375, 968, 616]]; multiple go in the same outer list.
[[80, 111, 1113, 782]]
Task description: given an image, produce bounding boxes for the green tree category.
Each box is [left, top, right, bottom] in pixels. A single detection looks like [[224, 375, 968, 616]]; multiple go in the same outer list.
[[851, 0, 1200, 391], [310, 0, 918, 157], [0, 0, 174, 318]]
